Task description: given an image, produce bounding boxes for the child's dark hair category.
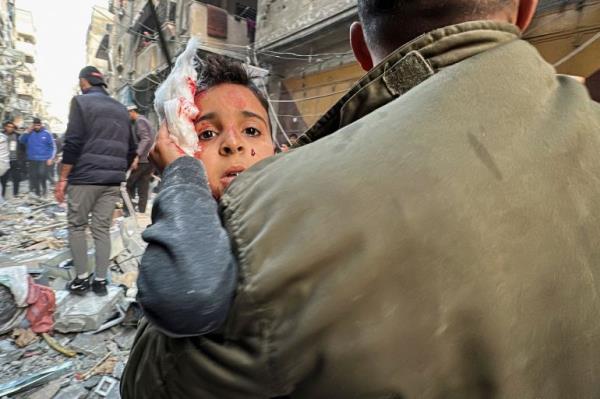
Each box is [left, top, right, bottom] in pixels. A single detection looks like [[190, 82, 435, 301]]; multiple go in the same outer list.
[[196, 54, 269, 115]]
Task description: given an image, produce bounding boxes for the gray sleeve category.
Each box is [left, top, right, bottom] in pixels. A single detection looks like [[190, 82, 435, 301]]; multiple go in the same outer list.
[[135, 119, 154, 159], [136, 156, 238, 337]]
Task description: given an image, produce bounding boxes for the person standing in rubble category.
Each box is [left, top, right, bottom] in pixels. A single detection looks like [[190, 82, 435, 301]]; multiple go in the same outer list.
[[0, 121, 26, 199], [126, 105, 156, 214], [19, 117, 55, 197], [55, 66, 136, 297], [0, 128, 8, 205]]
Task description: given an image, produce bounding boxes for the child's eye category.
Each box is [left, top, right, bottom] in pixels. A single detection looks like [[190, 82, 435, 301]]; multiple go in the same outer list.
[[244, 127, 260, 137], [198, 130, 217, 140]]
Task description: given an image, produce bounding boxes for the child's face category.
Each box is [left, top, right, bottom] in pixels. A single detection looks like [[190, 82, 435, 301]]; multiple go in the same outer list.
[[193, 83, 274, 199]]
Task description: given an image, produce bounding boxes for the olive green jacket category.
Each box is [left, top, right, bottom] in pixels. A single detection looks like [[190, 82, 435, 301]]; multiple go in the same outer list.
[[123, 21, 600, 398]]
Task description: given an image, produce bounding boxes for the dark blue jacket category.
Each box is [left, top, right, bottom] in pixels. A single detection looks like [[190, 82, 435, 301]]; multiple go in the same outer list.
[[62, 86, 136, 185], [19, 128, 55, 161]]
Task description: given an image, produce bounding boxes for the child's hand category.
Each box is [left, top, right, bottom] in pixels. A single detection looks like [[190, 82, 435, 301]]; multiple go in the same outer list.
[[150, 122, 186, 171]]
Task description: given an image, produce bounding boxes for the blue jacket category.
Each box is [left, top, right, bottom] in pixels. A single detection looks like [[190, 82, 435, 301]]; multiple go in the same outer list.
[[19, 128, 55, 161]]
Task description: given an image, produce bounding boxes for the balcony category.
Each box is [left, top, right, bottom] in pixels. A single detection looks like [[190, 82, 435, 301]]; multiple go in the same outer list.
[[187, 2, 252, 49], [15, 40, 35, 57]]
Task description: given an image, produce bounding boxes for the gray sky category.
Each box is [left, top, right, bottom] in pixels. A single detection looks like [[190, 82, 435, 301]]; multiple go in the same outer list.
[[16, 0, 109, 129]]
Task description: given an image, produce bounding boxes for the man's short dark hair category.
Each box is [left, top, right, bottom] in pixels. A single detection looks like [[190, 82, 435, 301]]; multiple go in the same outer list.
[[3, 121, 14, 128], [358, 0, 516, 56], [196, 54, 270, 116]]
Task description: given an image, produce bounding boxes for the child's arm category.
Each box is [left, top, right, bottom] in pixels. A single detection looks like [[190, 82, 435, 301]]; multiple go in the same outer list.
[[137, 156, 237, 337]]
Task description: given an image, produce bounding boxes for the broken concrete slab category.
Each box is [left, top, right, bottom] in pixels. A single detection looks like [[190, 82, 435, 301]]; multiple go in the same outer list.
[[53, 383, 88, 399], [69, 334, 108, 357], [27, 378, 64, 399], [54, 287, 124, 333], [83, 375, 102, 390], [113, 329, 136, 351]]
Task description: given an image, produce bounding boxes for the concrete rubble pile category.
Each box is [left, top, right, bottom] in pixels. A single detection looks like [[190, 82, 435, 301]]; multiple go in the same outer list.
[[0, 195, 147, 398]]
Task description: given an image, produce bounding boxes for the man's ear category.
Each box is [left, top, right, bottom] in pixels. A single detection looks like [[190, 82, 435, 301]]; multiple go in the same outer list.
[[350, 22, 374, 72], [516, 0, 539, 32]]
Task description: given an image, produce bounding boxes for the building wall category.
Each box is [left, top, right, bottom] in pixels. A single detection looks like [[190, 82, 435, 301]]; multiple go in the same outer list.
[[525, 0, 600, 78], [188, 1, 252, 47], [86, 7, 113, 72], [255, 0, 354, 48], [107, 0, 257, 121], [13, 7, 47, 125]]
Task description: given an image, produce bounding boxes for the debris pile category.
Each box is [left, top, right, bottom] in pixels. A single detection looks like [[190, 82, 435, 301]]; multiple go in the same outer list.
[[0, 195, 147, 398]]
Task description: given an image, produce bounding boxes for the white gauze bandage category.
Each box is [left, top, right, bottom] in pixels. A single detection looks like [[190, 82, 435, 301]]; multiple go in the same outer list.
[[154, 38, 202, 156]]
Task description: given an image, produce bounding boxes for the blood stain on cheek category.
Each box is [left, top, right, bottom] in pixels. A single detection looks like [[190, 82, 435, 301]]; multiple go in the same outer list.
[[251, 148, 256, 157]]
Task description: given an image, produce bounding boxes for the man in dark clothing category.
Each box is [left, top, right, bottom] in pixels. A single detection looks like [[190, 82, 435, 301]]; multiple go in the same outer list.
[[125, 105, 156, 214], [0, 121, 26, 198], [55, 66, 136, 297], [19, 118, 55, 197]]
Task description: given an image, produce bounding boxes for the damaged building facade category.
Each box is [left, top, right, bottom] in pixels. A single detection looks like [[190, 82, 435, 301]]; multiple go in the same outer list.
[[0, 2, 49, 126], [87, 0, 259, 125], [256, 0, 600, 140]]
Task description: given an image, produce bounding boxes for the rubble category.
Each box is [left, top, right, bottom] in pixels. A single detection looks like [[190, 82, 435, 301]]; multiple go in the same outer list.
[[12, 328, 37, 348], [0, 193, 148, 398], [54, 287, 124, 333]]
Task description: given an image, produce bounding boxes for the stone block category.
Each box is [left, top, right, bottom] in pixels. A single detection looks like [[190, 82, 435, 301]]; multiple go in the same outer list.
[[54, 287, 124, 333]]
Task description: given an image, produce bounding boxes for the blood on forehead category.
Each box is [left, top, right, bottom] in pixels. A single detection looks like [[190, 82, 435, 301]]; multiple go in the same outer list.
[[226, 89, 247, 109], [187, 77, 196, 97]]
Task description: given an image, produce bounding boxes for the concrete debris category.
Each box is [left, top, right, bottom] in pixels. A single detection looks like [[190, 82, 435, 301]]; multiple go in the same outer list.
[[94, 375, 119, 398], [0, 360, 73, 397], [69, 333, 108, 357], [27, 377, 64, 399], [53, 383, 89, 399], [0, 194, 148, 398], [54, 287, 124, 333], [113, 329, 136, 351], [82, 375, 102, 390], [11, 328, 37, 348]]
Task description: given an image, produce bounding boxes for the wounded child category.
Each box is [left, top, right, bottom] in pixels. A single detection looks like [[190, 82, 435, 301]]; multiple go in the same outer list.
[[136, 50, 283, 337]]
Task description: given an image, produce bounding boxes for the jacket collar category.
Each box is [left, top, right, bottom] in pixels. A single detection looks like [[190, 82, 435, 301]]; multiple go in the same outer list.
[[83, 85, 108, 95], [297, 21, 520, 145]]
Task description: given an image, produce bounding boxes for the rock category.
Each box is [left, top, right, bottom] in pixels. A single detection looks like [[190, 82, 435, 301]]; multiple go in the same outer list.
[[54, 287, 124, 333], [69, 334, 107, 357], [53, 384, 88, 399], [27, 378, 63, 399], [113, 329, 136, 351], [11, 328, 38, 348], [112, 361, 125, 379], [83, 375, 102, 390]]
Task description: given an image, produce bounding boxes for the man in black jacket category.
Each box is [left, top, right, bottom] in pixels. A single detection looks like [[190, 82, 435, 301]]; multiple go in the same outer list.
[[55, 66, 136, 296]]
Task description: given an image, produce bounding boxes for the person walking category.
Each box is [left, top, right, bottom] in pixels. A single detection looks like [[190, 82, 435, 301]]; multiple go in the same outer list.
[[0, 121, 26, 198], [125, 105, 156, 214], [55, 66, 136, 296], [19, 118, 55, 197], [0, 128, 9, 205]]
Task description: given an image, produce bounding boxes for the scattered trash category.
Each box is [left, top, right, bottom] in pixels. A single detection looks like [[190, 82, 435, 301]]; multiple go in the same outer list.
[[42, 333, 77, 358], [0, 195, 148, 396], [26, 278, 56, 333], [94, 375, 118, 397], [0, 361, 73, 397], [76, 352, 113, 381], [12, 328, 38, 348]]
